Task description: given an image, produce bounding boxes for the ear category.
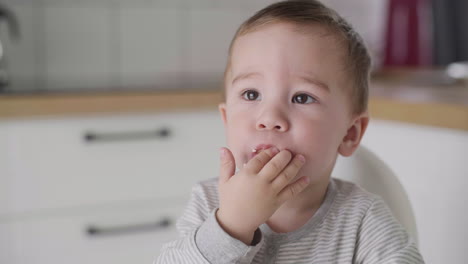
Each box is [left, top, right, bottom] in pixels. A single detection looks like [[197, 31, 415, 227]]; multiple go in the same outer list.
[[218, 103, 228, 126], [338, 112, 369, 157]]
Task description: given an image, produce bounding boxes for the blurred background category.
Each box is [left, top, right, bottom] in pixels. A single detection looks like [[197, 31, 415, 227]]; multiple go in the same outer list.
[[0, 0, 467, 93], [0, 0, 467, 263]]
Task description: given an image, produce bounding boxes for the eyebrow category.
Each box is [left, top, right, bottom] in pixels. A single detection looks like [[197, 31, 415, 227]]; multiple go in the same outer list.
[[298, 75, 330, 93], [231, 71, 330, 93], [231, 72, 263, 85]]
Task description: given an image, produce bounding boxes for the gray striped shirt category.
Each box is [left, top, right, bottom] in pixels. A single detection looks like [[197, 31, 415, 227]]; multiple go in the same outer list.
[[155, 177, 424, 263]]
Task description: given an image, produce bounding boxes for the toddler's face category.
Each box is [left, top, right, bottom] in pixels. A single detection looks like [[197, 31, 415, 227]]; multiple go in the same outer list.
[[219, 23, 356, 183]]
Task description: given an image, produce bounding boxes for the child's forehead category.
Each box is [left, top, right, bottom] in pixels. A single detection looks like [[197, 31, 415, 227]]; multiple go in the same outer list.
[[228, 22, 348, 81], [234, 22, 341, 48], [230, 23, 345, 65]]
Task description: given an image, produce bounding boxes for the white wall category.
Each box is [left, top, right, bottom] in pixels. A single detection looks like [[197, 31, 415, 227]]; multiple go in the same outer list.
[[0, 0, 387, 92], [322, 0, 388, 68]]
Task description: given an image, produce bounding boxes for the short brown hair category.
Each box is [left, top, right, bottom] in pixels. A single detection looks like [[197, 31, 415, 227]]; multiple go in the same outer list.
[[224, 0, 371, 115]]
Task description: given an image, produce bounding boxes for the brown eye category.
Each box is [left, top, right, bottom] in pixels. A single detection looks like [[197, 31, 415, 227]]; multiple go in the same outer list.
[[292, 93, 316, 104], [242, 90, 261, 101]]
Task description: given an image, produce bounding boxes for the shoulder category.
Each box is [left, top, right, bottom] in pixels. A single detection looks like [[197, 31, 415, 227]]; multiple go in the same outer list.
[[190, 177, 220, 212], [331, 178, 397, 222], [330, 177, 380, 212], [330, 179, 423, 262], [194, 177, 219, 190], [327, 178, 392, 229], [174, 177, 220, 233], [192, 177, 219, 198]]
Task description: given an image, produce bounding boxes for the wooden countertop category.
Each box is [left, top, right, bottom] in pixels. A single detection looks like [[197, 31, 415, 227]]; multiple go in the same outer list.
[[0, 89, 224, 118], [1, 69, 467, 131], [369, 69, 468, 131]]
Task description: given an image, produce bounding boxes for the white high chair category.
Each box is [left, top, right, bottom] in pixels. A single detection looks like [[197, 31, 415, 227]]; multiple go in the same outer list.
[[332, 145, 419, 245]]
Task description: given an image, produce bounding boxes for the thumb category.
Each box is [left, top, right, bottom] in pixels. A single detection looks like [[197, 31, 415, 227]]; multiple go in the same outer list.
[[219, 147, 235, 184]]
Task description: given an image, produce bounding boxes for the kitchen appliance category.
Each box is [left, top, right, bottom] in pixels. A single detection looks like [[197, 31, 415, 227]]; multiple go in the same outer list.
[[0, 3, 20, 90]]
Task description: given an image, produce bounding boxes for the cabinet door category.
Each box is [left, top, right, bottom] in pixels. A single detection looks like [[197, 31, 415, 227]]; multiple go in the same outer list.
[[8, 199, 185, 264], [2, 110, 224, 215], [0, 122, 11, 215], [0, 222, 16, 264]]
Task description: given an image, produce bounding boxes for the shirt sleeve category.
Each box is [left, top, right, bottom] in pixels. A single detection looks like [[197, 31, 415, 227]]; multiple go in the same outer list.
[[354, 197, 425, 264], [154, 181, 264, 264]]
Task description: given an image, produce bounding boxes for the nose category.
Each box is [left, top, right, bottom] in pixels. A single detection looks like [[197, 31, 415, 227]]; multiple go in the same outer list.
[[256, 107, 289, 132]]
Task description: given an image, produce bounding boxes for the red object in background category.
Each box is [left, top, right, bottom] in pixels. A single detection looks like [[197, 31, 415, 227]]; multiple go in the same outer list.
[[383, 0, 433, 67]]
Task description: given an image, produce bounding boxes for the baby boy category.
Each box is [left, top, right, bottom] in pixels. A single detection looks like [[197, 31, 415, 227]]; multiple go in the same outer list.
[[156, 0, 424, 263]]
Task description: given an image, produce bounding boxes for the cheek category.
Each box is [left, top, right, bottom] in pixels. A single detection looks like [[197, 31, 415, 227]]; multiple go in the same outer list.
[[225, 112, 250, 141], [296, 118, 343, 161], [296, 127, 340, 179], [224, 114, 251, 167]]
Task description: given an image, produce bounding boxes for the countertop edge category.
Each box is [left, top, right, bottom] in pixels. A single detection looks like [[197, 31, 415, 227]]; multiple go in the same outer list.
[[369, 97, 468, 131], [1, 90, 467, 131], [0, 90, 223, 118]]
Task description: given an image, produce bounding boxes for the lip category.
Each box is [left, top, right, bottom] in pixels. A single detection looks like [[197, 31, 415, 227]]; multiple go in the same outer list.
[[247, 144, 300, 162], [248, 144, 276, 160]]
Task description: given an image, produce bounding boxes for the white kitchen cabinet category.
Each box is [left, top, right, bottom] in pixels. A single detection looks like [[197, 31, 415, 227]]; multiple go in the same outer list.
[[2, 108, 467, 263], [8, 200, 185, 264], [1, 110, 224, 216], [0, 122, 11, 216], [0, 222, 15, 263], [0, 109, 225, 264]]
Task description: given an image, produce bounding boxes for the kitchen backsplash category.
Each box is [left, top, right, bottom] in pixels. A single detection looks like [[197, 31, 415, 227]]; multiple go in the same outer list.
[[0, 0, 387, 93]]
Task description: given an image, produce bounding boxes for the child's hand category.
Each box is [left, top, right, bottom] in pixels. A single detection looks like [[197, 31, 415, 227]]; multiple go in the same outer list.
[[216, 147, 309, 245]]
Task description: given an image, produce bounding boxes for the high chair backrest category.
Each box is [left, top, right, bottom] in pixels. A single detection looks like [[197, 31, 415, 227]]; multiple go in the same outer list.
[[332, 145, 419, 245]]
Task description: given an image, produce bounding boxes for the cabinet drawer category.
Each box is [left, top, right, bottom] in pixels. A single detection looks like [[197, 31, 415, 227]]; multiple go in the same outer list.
[[2, 110, 224, 215], [4, 198, 185, 264]]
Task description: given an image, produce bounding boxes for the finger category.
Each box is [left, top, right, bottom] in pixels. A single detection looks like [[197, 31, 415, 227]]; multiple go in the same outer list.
[[277, 176, 310, 203], [219, 147, 236, 184], [258, 149, 292, 181], [271, 154, 305, 191], [244, 147, 279, 173]]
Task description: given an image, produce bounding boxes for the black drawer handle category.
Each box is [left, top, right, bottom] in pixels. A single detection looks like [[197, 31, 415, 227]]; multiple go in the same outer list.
[[86, 217, 172, 237], [83, 127, 171, 143]]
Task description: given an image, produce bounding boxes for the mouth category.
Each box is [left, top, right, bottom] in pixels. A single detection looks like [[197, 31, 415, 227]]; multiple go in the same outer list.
[[248, 143, 296, 161], [248, 144, 275, 161]]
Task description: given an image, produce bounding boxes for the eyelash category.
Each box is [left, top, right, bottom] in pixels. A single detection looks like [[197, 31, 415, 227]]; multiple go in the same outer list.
[[241, 89, 318, 104]]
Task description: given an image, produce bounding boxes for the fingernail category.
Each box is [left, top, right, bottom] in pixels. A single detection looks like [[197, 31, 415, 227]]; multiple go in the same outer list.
[[270, 147, 280, 155], [220, 148, 226, 158], [297, 154, 306, 163]]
